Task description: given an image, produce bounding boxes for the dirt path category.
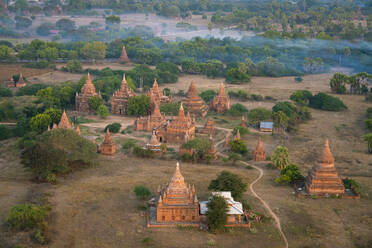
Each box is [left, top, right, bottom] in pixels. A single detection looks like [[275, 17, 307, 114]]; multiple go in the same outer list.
[[216, 130, 289, 248]]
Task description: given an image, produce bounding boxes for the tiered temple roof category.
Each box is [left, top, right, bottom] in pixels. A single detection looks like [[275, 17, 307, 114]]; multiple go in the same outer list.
[[305, 139, 345, 195], [157, 104, 195, 144], [183, 81, 208, 117], [147, 79, 172, 107], [110, 74, 135, 115], [134, 102, 165, 131], [210, 83, 230, 113], [156, 162, 199, 223], [118, 46, 130, 63], [52, 110, 80, 134], [100, 129, 116, 155], [76, 73, 101, 113], [252, 137, 266, 161], [200, 117, 214, 135]]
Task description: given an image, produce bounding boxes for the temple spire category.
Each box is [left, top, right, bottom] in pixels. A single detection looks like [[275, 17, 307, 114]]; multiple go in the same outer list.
[[218, 83, 225, 96], [178, 103, 185, 119], [58, 110, 71, 129], [320, 139, 335, 164]]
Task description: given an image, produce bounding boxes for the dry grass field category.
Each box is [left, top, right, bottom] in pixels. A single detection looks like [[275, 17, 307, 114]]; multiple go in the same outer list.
[[0, 69, 371, 248], [0, 64, 53, 83]]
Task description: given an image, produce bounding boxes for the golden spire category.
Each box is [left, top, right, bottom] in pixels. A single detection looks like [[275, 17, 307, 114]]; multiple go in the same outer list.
[[178, 103, 185, 119], [218, 83, 225, 96], [169, 162, 186, 189], [152, 79, 159, 92]]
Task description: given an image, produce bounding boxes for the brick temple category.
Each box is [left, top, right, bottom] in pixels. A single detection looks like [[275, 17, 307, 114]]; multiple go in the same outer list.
[[305, 139, 345, 195], [110, 74, 135, 116], [117, 46, 130, 63], [76, 73, 101, 113], [207, 136, 217, 160], [156, 162, 199, 223], [8, 73, 27, 88], [51, 110, 80, 134], [210, 83, 230, 113], [100, 129, 116, 155], [200, 117, 215, 135], [147, 79, 172, 108], [145, 130, 162, 154], [252, 137, 266, 161], [134, 102, 165, 131], [157, 104, 195, 144], [183, 81, 208, 117]]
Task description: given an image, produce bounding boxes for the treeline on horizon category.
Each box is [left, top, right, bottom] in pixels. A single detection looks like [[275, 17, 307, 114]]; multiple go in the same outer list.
[[0, 35, 371, 77]]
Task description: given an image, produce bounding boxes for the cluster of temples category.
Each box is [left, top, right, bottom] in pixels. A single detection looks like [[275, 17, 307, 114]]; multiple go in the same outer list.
[[147, 79, 172, 108]]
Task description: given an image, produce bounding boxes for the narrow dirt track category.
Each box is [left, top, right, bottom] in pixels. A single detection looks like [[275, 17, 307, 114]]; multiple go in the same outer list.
[[216, 132, 288, 248]]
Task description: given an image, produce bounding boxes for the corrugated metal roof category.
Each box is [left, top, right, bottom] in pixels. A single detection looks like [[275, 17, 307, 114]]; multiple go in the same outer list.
[[260, 122, 273, 129]]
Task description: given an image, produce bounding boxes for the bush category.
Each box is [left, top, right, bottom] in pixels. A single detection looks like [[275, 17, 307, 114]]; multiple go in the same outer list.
[[105, 123, 121, 133], [247, 108, 272, 126], [134, 185, 152, 200], [64, 60, 83, 73], [126, 95, 150, 116], [133, 146, 154, 158], [275, 164, 304, 185], [228, 103, 248, 116], [16, 84, 48, 96], [199, 90, 216, 103], [97, 105, 109, 119], [290, 90, 313, 105], [0, 86, 12, 97], [24, 61, 55, 69], [208, 170, 247, 200], [229, 139, 247, 155], [122, 139, 137, 150], [160, 102, 187, 116], [365, 119, 372, 131], [343, 178, 361, 195], [367, 108, 372, 119], [7, 203, 48, 230], [271, 146, 290, 170], [206, 195, 228, 232], [181, 138, 211, 161], [309, 93, 347, 111]]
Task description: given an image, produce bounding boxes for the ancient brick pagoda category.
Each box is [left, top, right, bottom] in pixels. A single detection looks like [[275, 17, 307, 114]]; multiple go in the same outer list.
[[183, 81, 208, 117], [157, 104, 195, 144], [8, 73, 27, 88], [147, 79, 172, 108], [134, 102, 165, 131], [52, 110, 80, 134], [252, 137, 266, 161], [200, 117, 214, 135], [305, 139, 345, 195], [76, 73, 101, 113], [118, 46, 130, 63], [156, 162, 199, 223], [210, 83, 230, 113], [145, 130, 162, 153], [241, 116, 246, 127], [100, 129, 116, 155], [110, 74, 135, 116]]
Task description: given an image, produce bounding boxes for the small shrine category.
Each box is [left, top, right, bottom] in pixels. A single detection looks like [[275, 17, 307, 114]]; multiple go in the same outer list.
[[210, 83, 230, 113], [100, 129, 116, 155], [252, 137, 266, 161]]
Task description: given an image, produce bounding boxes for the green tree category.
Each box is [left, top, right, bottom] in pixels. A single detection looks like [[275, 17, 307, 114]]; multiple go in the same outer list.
[[206, 195, 228, 232], [330, 73, 349, 94], [89, 96, 103, 111], [105, 123, 121, 133], [65, 59, 82, 73], [228, 152, 241, 165], [56, 18, 75, 31], [290, 90, 313, 105], [126, 95, 150, 116], [36, 23, 55, 36], [271, 146, 290, 170], [208, 170, 247, 200], [228, 103, 248, 116], [29, 113, 51, 133], [0, 86, 12, 97], [181, 138, 211, 161], [36, 87, 59, 108], [133, 185, 152, 200], [247, 108, 272, 126], [97, 105, 109, 119], [275, 164, 304, 184], [21, 128, 98, 181], [0, 45, 15, 61], [229, 139, 248, 154], [199, 90, 216, 103], [80, 42, 107, 63], [43, 108, 62, 125]]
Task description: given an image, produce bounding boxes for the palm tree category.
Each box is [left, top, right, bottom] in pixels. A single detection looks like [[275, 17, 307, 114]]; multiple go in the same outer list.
[[363, 133, 372, 154]]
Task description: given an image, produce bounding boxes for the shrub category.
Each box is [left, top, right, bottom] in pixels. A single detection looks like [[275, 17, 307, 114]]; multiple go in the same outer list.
[[89, 96, 103, 111], [7, 203, 48, 230], [206, 195, 228, 232], [275, 164, 304, 184], [343, 178, 361, 195], [105, 123, 121, 133], [290, 90, 313, 105], [181, 138, 211, 161], [180, 152, 193, 162], [367, 108, 372, 119], [232, 126, 250, 136], [228, 103, 248, 116], [126, 95, 150, 116], [0, 125, 13, 140], [247, 108, 272, 126], [133, 146, 154, 158], [160, 102, 187, 116], [122, 139, 137, 150], [0, 86, 12, 97], [65, 60, 83, 73], [199, 90, 216, 103], [309, 93, 347, 111], [294, 77, 303, 83], [134, 185, 152, 200], [229, 139, 247, 155], [208, 170, 247, 200], [97, 105, 109, 119]]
